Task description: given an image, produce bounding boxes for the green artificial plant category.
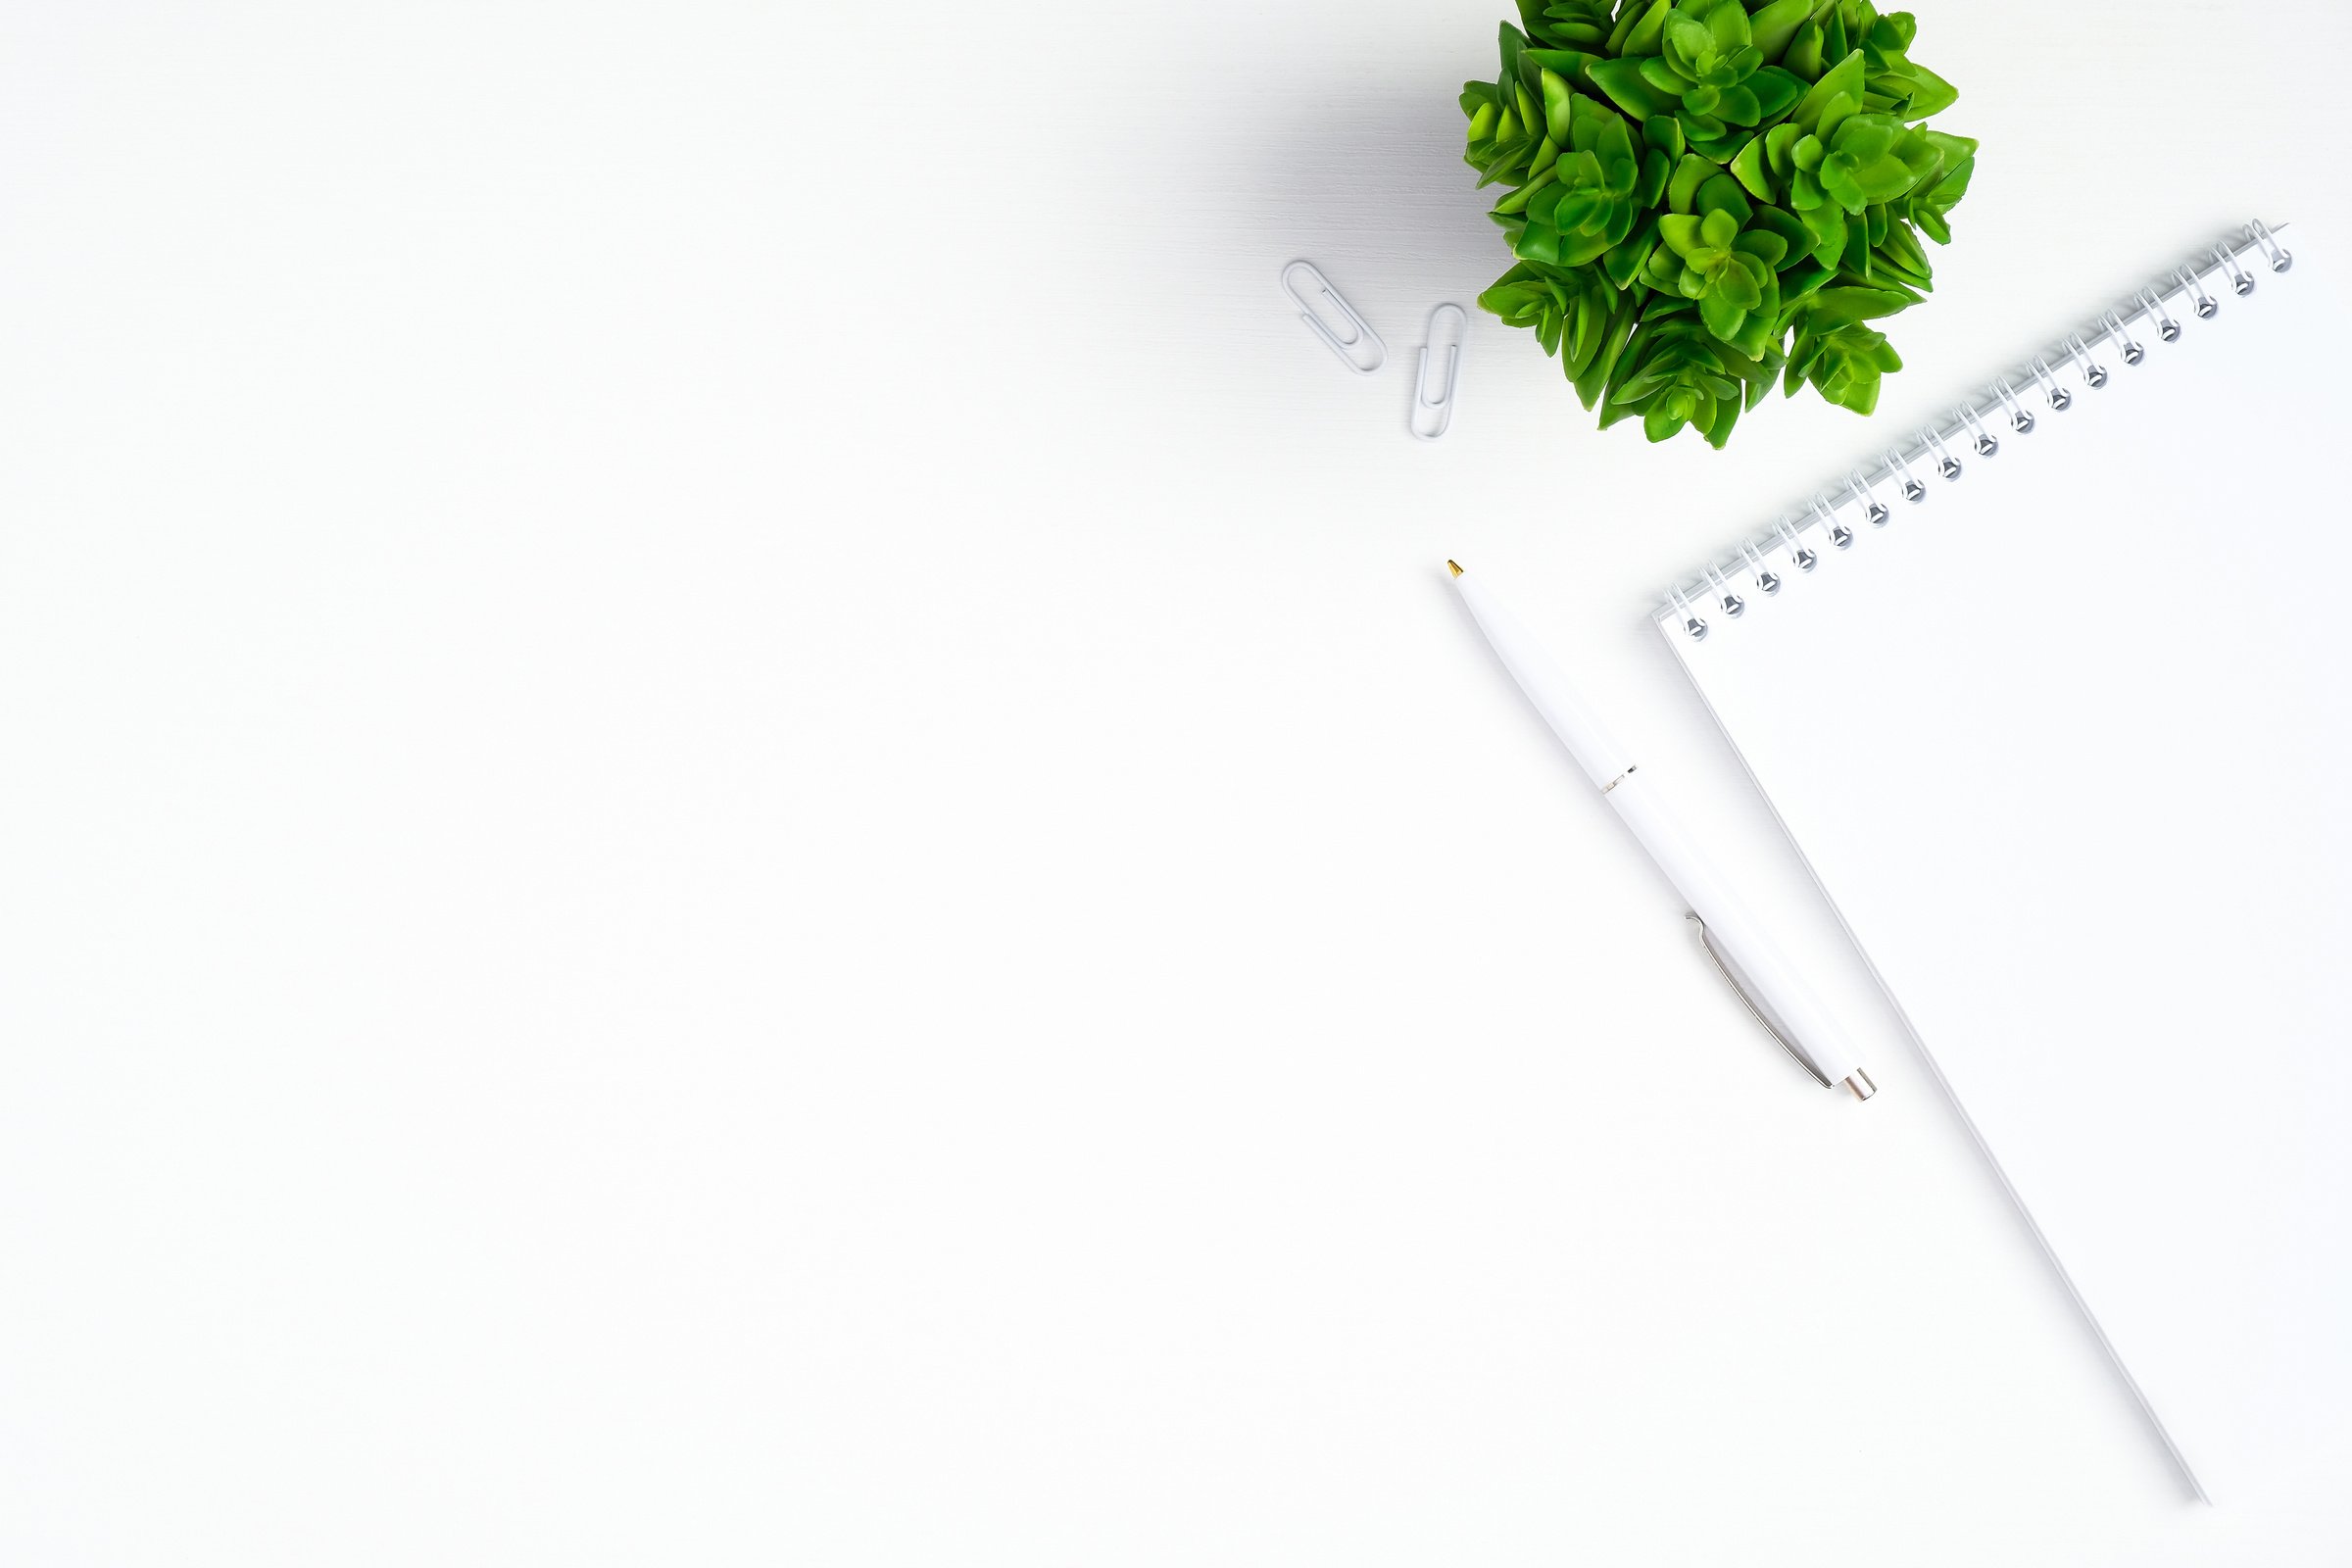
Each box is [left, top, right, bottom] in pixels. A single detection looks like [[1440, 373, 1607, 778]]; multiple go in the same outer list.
[[1461, 0, 1975, 447]]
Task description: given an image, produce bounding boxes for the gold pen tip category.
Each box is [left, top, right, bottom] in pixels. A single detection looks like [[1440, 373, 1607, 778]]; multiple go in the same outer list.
[[1446, 560, 1463, 577]]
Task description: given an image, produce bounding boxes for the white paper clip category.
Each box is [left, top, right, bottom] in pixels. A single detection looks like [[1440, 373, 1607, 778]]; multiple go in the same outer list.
[[1281, 261, 1385, 374], [1410, 303, 1467, 440]]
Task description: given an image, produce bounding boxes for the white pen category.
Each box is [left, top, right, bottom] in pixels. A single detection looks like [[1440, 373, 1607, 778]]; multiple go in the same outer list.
[[1448, 561, 1875, 1101]]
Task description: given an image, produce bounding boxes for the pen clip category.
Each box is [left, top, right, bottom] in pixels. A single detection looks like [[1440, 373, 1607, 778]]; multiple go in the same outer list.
[[1686, 913, 1831, 1089]]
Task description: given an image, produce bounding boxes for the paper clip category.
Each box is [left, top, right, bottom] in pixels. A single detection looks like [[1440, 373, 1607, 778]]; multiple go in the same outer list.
[[1281, 261, 1385, 374], [1410, 303, 1467, 440]]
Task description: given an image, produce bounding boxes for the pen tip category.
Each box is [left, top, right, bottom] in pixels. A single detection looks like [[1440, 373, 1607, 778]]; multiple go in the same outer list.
[[1446, 560, 1463, 577]]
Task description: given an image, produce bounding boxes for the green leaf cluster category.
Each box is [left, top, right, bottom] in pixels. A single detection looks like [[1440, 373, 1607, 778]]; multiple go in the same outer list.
[[1461, 0, 1976, 447]]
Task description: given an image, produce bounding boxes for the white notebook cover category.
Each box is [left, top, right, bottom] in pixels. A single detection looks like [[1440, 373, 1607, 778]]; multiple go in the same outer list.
[[1655, 225, 2352, 1502]]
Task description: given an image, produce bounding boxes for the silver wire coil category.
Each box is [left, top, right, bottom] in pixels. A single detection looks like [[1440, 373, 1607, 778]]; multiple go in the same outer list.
[[1668, 223, 2283, 640]]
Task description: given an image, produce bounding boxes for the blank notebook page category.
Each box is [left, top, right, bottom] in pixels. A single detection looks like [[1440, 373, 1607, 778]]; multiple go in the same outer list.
[[1656, 230, 2352, 1503]]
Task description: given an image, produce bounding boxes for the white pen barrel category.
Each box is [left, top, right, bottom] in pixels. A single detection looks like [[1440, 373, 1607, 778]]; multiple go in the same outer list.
[[1449, 563, 1869, 1098], [1452, 569, 1633, 791], [1603, 771, 1863, 1088]]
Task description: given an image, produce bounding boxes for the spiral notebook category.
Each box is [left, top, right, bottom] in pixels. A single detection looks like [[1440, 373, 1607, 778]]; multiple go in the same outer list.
[[1655, 220, 2352, 1502]]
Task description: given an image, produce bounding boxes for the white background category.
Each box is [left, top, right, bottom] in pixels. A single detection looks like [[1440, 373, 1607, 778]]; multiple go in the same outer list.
[[1, 2, 2346, 1563]]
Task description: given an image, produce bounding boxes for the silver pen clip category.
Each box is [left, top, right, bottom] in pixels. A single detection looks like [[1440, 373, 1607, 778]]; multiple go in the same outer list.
[[1686, 914, 1876, 1100]]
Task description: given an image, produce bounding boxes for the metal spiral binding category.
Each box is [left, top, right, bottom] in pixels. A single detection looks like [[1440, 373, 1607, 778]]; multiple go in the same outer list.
[[1992, 379, 2035, 433], [1923, 426, 1963, 480], [1815, 496, 1854, 550], [2029, 357, 2071, 413], [1661, 223, 2285, 642], [1957, 403, 1999, 456], [2065, 334, 2108, 388], [2179, 266, 2219, 319], [1776, 519, 1817, 574], [2215, 245, 2255, 297], [1847, 469, 1889, 526], [1888, 447, 1927, 502], [1668, 582, 1708, 641], [2108, 309, 2145, 366], [1704, 564, 1744, 619], [2250, 220, 2291, 272]]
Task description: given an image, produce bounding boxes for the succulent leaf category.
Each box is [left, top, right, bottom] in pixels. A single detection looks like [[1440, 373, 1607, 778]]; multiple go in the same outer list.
[[1608, 0, 1671, 57], [1746, 0, 1813, 64], [1786, 319, 1904, 415], [1516, 0, 1617, 51], [1464, 0, 1972, 446], [1600, 302, 1779, 448]]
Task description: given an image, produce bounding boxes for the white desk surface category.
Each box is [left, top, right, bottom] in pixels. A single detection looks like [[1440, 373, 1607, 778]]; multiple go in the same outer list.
[[2, 3, 2347, 1562]]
